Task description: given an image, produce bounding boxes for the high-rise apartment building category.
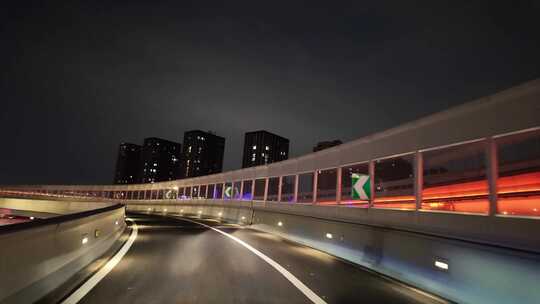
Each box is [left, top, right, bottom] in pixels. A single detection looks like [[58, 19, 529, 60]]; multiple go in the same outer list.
[[114, 143, 142, 184], [140, 137, 182, 183], [182, 130, 225, 178], [242, 130, 289, 168]]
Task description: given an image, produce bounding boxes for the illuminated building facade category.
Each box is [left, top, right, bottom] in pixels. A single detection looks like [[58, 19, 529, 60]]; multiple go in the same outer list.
[[140, 137, 182, 183], [242, 130, 289, 168], [181, 130, 225, 178]]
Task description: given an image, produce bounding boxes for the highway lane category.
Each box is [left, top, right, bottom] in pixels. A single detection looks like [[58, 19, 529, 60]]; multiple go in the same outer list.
[[77, 213, 446, 304]]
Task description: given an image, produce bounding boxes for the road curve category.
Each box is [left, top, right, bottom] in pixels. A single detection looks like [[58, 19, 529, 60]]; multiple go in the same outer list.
[[76, 213, 446, 304]]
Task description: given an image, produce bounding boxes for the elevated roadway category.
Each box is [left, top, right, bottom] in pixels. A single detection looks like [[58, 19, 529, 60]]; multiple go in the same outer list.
[[3, 79, 540, 303]]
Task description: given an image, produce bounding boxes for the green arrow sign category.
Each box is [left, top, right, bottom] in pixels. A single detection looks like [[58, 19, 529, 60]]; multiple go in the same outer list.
[[352, 173, 371, 200], [224, 186, 232, 198]]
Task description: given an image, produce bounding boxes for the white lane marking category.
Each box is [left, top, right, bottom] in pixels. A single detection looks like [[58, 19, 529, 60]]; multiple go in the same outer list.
[[61, 218, 138, 304], [178, 216, 327, 304]]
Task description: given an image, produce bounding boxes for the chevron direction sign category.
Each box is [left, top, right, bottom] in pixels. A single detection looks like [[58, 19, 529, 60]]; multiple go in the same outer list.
[[224, 186, 232, 199], [352, 173, 370, 200]]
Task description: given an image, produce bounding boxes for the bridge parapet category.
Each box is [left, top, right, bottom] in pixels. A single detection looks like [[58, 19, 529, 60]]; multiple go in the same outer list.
[[0, 200, 125, 304]]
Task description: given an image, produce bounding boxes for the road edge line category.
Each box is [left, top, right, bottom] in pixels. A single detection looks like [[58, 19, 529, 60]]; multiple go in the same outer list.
[[178, 216, 327, 304], [60, 218, 138, 304]]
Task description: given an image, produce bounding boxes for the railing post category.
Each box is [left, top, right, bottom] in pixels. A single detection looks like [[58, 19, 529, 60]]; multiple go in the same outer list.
[[293, 175, 299, 203], [278, 176, 283, 202], [220, 183, 225, 200], [239, 181, 243, 201], [313, 170, 318, 205], [415, 151, 423, 211], [368, 161, 375, 208], [336, 167, 342, 205], [251, 179, 255, 201], [263, 178, 269, 202], [486, 137, 499, 216]]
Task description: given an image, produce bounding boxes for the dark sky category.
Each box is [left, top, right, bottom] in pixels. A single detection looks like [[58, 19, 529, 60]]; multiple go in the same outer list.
[[1, 1, 540, 185]]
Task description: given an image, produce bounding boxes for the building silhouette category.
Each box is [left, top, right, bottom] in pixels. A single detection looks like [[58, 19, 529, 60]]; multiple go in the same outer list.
[[181, 130, 225, 178], [242, 130, 289, 168], [114, 143, 142, 184], [139, 137, 182, 183]]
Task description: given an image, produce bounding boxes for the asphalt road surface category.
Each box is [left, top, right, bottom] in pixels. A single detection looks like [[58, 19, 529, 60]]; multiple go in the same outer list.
[[77, 213, 446, 304]]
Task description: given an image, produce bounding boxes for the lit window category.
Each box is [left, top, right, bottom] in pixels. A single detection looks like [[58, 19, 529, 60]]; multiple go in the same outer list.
[[252, 145, 257, 150], [265, 146, 269, 151]]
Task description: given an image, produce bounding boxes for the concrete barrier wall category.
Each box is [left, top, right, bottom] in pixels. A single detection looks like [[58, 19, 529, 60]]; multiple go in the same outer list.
[[251, 209, 540, 304], [129, 199, 540, 304], [0, 197, 118, 215], [126, 199, 253, 225], [0, 204, 126, 304]]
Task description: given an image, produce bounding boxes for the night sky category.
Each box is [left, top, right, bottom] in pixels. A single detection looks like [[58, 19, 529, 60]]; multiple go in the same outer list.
[[1, 1, 540, 185]]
